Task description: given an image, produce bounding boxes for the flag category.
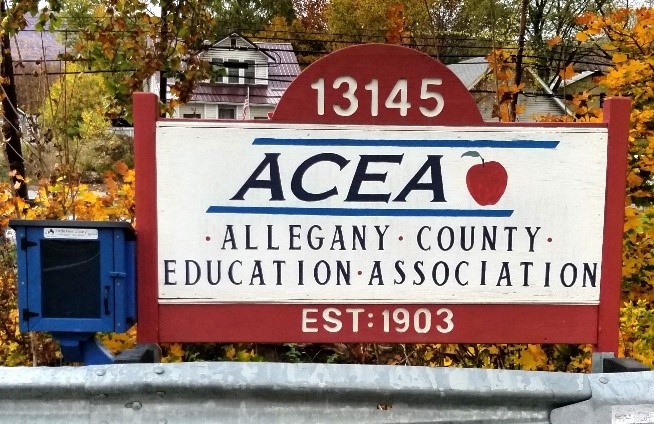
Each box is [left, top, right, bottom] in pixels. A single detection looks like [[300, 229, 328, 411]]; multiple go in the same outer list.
[[242, 86, 250, 120]]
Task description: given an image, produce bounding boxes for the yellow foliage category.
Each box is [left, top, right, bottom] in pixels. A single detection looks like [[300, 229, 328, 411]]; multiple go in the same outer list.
[[224, 344, 236, 360], [517, 345, 548, 371], [575, 31, 589, 42], [220, 344, 263, 362], [620, 300, 654, 367], [101, 325, 137, 354], [485, 49, 525, 122], [613, 52, 628, 63], [547, 35, 562, 46], [161, 343, 185, 363], [559, 64, 577, 80], [575, 7, 654, 368]]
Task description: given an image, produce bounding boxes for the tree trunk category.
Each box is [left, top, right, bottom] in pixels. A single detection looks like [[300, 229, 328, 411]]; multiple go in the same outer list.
[[511, 0, 529, 122], [159, 0, 169, 117], [1, 0, 28, 199]]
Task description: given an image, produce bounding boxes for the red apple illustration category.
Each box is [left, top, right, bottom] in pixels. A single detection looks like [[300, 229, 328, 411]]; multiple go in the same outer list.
[[462, 151, 508, 206]]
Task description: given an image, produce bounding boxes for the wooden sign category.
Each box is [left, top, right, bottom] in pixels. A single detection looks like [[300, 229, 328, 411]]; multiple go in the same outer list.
[[134, 44, 630, 352]]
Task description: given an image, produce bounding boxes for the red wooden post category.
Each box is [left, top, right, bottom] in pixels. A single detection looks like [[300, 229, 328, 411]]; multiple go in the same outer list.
[[597, 97, 631, 353], [133, 92, 160, 343]]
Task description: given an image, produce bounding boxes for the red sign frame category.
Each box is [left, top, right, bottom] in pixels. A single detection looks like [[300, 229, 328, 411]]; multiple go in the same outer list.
[[134, 45, 629, 352]]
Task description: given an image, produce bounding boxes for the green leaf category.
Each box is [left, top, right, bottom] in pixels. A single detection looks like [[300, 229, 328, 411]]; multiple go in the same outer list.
[[461, 151, 481, 158]]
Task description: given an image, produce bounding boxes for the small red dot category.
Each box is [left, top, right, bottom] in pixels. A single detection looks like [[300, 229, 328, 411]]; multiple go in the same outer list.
[[357, 271, 363, 275], [547, 237, 552, 242], [398, 236, 404, 241], [205, 236, 211, 241]]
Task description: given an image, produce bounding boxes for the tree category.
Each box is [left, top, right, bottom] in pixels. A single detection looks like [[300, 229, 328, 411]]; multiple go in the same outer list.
[[326, 0, 519, 62], [33, 63, 127, 180], [61, 0, 217, 116], [575, 7, 654, 366], [1, 0, 53, 198], [255, 16, 329, 67], [327, 0, 403, 44], [293, 0, 328, 31], [526, 0, 619, 83], [211, 0, 296, 32]]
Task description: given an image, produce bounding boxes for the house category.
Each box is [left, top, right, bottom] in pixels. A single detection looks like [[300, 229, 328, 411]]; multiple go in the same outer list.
[[1, 16, 64, 142], [11, 15, 64, 112], [447, 57, 573, 121], [11, 16, 63, 64], [148, 33, 301, 120], [550, 70, 606, 110]]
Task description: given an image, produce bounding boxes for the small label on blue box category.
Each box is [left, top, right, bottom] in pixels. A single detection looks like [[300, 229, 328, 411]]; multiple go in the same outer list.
[[44, 228, 98, 240]]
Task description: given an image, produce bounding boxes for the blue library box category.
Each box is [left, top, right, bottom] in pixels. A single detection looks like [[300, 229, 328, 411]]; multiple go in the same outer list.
[[9, 220, 136, 334]]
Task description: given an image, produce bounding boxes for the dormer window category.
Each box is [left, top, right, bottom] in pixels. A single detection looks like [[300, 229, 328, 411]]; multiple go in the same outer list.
[[230, 37, 237, 49]]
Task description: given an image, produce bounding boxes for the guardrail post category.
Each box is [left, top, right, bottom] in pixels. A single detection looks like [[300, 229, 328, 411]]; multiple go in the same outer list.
[[592, 352, 650, 373]]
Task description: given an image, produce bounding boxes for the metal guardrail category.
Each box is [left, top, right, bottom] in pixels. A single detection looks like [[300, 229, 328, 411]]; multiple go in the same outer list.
[[0, 362, 651, 423]]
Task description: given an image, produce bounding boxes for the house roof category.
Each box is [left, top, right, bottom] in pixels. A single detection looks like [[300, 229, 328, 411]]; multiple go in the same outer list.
[[447, 57, 573, 120], [446, 57, 489, 89], [11, 15, 64, 68], [190, 41, 300, 106], [551, 70, 603, 90], [209, 32, 276, 61], [526, 68, 572, 116]]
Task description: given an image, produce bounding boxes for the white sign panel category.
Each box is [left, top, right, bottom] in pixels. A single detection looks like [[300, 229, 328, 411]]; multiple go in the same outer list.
[[43, 227, 98, 240], [156, 122, 608, 305]]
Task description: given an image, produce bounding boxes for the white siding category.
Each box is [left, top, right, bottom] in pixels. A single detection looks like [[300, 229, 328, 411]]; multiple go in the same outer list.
[[202, 36, 269, 85], [179, 104, 203, 118], [148, 74, 159, 94], [236, 104, 275, 120], [175, 103, 275, 120], [204, 104, 218, 119], [249, 105, 274, 119]]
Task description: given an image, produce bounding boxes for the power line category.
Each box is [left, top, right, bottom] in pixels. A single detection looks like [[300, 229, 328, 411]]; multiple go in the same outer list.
[[9, 52, 613, 77], [46, 14, 507, 42], [12, 68, 300, 86], [15, 20, 612, 66], [18, 23, 602, 52]]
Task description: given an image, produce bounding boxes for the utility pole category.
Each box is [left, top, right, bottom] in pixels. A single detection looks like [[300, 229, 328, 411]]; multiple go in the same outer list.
[[1, 0, 28, 199], [159, 0, 170, 117], [511, 0, 529, 122]]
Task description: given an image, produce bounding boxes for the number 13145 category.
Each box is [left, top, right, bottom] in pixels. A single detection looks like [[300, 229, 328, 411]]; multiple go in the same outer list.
[[310, 77, 445, 118]]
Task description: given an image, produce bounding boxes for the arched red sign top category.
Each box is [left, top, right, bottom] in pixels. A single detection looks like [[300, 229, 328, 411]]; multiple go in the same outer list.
[[272, 44, 483, 125]]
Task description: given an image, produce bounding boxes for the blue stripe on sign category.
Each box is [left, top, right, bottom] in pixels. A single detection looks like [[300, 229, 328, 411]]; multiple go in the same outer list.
[[252, 138, 560, 149], [206, 206, 514, 218]]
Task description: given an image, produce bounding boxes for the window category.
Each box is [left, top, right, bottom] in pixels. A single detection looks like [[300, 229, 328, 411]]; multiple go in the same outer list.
[[211, 58, 224, 83], [226, 60, 239, 83], [244, 60, 255, 84], [230, 37, 237, 49], [219, 107, 235, 119]]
